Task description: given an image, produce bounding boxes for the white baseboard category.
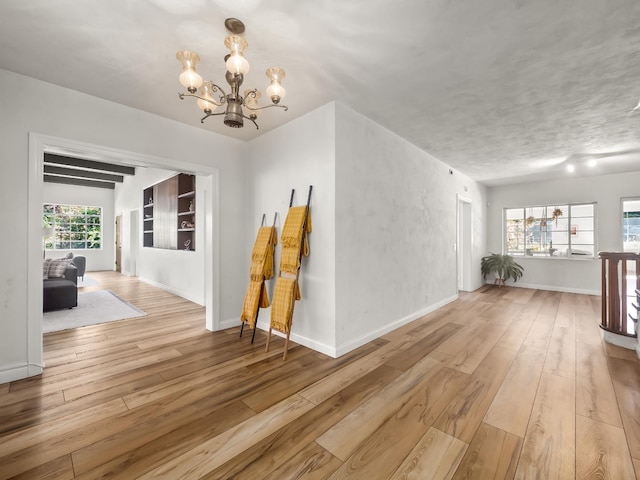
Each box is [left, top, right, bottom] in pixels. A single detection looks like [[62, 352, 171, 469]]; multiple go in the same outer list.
[[334, 294, 459, 358], [0, 363, 43, 385], [603, 331, 638, 351], [488, 281, 600, 296], [250, 296, 459, 359], [218, 316, 336, 357], [219, 317, 240, 330], [138, 276, 205, 306]]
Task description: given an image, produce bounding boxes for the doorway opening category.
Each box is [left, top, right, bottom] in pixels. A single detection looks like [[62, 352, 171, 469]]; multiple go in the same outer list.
[[28, 133, 220, 376], [457, 195, 472, 292]]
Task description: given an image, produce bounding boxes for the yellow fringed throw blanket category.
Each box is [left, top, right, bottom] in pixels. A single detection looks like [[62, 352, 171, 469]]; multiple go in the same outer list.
[[270, 276, 297, 333], [249, 226, 277, 281], [280, 206, 312, 275], [240, 280, 269, 328], [240, 225, 277, 328]]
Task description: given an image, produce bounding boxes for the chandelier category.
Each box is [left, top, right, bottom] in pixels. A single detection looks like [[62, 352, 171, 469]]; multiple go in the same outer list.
[[176, 18, 288, 130]]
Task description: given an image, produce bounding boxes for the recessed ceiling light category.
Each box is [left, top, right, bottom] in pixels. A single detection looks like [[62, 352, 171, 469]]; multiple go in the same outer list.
[[567, 164, 575, 172], [587, 159, 597, 167]]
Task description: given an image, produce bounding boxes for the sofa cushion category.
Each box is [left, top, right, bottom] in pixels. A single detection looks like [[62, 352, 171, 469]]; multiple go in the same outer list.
[[48, 258, 71, 278], [43, 259, 51, 280]]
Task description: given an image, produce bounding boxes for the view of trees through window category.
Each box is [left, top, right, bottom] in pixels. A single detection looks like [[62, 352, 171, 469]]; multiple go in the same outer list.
[[43, 204, 102, 250], [505, 203, 595, 258]]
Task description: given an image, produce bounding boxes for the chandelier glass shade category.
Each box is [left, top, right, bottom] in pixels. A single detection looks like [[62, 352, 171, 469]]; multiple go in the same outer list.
[[176, 18, 288, 130]]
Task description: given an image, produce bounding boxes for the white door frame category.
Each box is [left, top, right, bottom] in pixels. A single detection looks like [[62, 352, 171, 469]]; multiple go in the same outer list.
[[456, 194, 473, 292], [28, 133, 220, 374]]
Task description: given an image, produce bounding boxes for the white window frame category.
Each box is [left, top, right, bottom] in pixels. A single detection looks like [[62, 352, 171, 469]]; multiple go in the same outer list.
[[503, 202, 597, 259], [43, 203, 103, 250]]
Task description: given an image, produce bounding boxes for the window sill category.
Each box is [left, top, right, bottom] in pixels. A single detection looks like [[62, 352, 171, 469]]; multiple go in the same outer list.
[[511, 254, 595, 261]]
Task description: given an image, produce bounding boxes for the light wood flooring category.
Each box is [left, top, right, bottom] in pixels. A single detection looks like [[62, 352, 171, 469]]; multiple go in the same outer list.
[[1, 272, 640, 479]]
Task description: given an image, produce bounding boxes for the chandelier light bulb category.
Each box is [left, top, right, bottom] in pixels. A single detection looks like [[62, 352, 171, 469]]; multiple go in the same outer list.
[[244, 89, 261, 118], [176, 50, 203, 93], [266, 67, 286, 104], [224, 35, 250, 75], [197, 81, 217, 113], [587, 159, 597, 167], [567, 164, 575, 173]]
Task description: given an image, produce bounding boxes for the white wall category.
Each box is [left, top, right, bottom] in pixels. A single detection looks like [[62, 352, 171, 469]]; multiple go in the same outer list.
[[114, 167, 206, 305], [0, 68, 248, 383], [487, 170, 640, 293], [246, 101, 487, 358], [43, 182, 115, 270], [247, 103, 337, 355], [334, 103, 487, 354]]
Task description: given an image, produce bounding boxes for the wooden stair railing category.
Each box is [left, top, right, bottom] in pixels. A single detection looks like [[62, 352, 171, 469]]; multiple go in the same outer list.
[[599, 251, 640, 337]]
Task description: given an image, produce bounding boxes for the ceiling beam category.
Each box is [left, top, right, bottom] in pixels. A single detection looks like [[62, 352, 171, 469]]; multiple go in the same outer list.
[[44, 153, 135, 175], [44, 174, 115, 190], [44, 165, 124, 183]]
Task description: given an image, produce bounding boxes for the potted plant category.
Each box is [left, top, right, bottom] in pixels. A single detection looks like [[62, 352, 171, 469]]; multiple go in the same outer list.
[[481, 253, 524, 286]]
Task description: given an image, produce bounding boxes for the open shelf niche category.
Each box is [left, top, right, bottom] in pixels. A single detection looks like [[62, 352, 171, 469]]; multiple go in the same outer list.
[[143, 173, 195, 251]]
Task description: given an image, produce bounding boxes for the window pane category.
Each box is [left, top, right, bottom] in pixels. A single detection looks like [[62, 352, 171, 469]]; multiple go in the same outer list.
[[505, 208, 525, 255], [504, 202, 595, 260], [571, 204, 594, 217], [42, 203, 102, 251]]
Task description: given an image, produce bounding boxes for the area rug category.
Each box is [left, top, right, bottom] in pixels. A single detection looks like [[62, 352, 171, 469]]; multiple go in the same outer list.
[[43, 289, 146, 333], [77, 275, 99, 288]]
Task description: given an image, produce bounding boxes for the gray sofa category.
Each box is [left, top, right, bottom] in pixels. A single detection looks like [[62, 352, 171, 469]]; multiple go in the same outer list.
[[43, 265, 78, 312]]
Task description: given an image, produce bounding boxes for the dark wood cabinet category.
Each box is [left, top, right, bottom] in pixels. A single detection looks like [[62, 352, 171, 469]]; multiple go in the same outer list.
[[143, 173, 195, 251]]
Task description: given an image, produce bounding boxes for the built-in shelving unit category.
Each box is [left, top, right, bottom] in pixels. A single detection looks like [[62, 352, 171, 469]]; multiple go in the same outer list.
[[177, 174, 196, 251], [143, 186, 154, 247], [142, 173, 195, 251]]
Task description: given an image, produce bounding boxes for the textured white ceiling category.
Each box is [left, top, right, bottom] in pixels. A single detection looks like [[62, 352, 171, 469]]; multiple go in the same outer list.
[[2, 0, 640, 185]]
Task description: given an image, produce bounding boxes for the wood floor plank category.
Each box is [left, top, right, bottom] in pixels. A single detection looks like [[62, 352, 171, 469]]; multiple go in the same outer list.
[[136, 394, 314, 479], [389, 427, 468, 480], [434, 321, 491, 357], [607, 356, 640, 459], [327, 366, 469, 479], [71, 391, 257, 475], [9, 455, 75, 480], [241, 340, 384, 413], [385, 323, 459, 372], [576, 310, 603, 346], [495, 311, 535, 350], [259, 442, 341, 480], [543, 324, 576, 379], [433, 346, 518, 443], [299, 336, 415, 405], [484, 344, 546, 438], [402, 307, 460, 339], [479, 297, 524, 325], [445, 322, 509, 374], [0, 391, 65, 435], [451, 422, 523, 480], [634, 457, 640, 479], [514, 373, 575, 480], [0, 398, 127, 459], [576, 342, 623, 428], [1, 272, 638, 479], [208, 365, 403, 479], [316, 356, 444, 461], [576, 414, 636, 480], [521, 313, 554, 351], [0, 398, 129, 479], [74, 401, 256, 480]]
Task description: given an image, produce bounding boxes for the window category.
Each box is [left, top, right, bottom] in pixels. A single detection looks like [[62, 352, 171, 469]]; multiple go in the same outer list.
[[505, 203, 595, 258], [622, 198, 640, 253], [43, 204, 102, 250]]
